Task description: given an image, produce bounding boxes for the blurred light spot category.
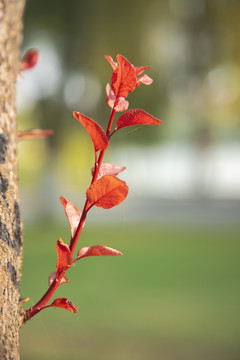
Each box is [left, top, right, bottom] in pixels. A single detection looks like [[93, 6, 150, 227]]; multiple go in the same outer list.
[[64, 71, 102, 111], [64, 73, 86, 108], [148, 22, 190, 69], [204, 63, 240, 106]]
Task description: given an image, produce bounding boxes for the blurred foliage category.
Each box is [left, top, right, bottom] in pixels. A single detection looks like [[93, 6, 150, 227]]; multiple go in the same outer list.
[[20, 222, 240, 360]]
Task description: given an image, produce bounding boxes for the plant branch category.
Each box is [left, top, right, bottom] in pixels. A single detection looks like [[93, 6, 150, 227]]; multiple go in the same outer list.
[[24, 107, 117, 323]]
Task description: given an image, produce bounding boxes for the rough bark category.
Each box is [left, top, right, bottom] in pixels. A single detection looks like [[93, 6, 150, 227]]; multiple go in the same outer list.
[[0, 0, 25, 359]]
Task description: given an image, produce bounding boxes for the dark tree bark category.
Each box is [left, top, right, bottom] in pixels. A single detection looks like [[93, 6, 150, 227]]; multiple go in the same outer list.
[[0, 0, 25, 359]]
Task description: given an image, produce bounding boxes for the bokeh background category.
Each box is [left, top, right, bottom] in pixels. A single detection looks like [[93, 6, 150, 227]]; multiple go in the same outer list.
[[19, 0, 240, 359]]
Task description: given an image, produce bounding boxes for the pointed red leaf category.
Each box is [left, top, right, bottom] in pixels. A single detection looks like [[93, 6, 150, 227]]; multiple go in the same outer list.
[[17, 129, 54, 140], [105, 55, 118, 70], [111, 55, 136, 98], [114, 97, 129, 112], [105, 83, 129, 112], [135, 65, 151, 76], [60, 197, 82, 237], [73, 111, 108, 152], [47, 298, 78, 313], [77, 245, 123, 259], [20, 49, 39, 71], [96, 163, 126, 179], [56, 238, 73, 273], [116, 109, 163, 130], [48, 272, 70, 286], [86, 175, 128, 209]]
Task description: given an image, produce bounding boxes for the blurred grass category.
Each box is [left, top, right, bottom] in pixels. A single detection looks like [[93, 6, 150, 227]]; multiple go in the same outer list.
[[20, 221, 240, 360]]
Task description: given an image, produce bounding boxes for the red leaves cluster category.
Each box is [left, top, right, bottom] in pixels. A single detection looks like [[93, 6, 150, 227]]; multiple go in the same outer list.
[[110, 55, 137, 98], [105, 55, 153, 112], [106, 83, 129, 112], [73, 55, 162, 155]]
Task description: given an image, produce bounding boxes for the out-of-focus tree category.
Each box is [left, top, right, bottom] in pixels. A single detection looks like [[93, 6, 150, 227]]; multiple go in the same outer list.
[[0, 0, 25, 359]]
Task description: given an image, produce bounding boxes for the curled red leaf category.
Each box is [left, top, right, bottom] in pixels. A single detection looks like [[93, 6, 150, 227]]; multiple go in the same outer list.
[[17, 129, 54, 140], [86, 175, 128, 209], [73, 111, 108, 152], [136, 74, 153, 86], [77, 245, 123, 259], [111, 55, 136, 98], [47, 298, 78, 313], [48, 272, 70, 286], [116, 109, 163, 131], [56, 238, 73, 273], [20, 49, 39, 71], [105, 83, 129, 112], [93, 162, 126, 179], [60, 197, 82, 237]]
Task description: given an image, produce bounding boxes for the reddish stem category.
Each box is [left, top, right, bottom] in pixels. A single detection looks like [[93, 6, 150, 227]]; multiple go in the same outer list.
[[24, 107, 117, 322]]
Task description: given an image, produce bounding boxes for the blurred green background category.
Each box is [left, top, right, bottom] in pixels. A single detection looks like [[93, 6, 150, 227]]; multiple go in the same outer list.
[[19, 0, 240, 359]]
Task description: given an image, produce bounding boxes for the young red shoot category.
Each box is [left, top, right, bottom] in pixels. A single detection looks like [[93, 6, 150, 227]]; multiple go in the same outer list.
[[20, 49, 39, 71], [23, 53, 162, 324]]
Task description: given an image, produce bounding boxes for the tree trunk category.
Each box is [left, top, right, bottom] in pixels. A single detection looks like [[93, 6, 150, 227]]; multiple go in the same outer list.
[[0, 0, 25, 359]]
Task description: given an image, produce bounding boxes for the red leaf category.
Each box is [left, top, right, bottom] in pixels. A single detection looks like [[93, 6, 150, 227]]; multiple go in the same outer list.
[[17, 129, 54, 140], [77, 245, 123, 259], [20, 49, 39, 71], [56, 238, 73, 273], [116, 109, 163, 130], [48, 272, 70, 286], [47, 298, 78, 313], [135, 65, 151, 76], [111, 55, 136, 98], [86, 175, 128, 209], [60, 197, 82, 237], [73, 111, 108, 152], [105, 55, 118, 70], [95, 163, 126, 179], [105, 83, 129, 112], [136, 74, 153, 86]]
